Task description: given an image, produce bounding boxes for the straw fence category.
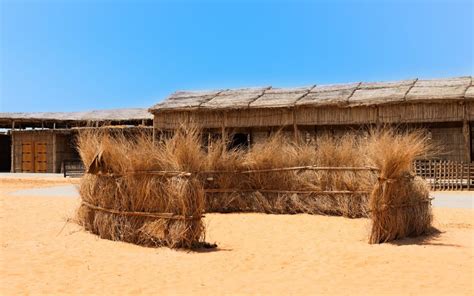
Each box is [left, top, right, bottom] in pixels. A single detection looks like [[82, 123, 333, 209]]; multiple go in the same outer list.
[[201, 165, 377, 217], [76, 127, 433, 247]]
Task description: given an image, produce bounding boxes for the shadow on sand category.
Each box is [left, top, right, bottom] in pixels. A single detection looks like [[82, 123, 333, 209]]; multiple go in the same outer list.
[[390, 228, 463, 248]]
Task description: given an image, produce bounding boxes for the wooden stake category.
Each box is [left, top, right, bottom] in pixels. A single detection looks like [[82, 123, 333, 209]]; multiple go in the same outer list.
[[463, 119, 470, 163], [52, 133, 57, 173]]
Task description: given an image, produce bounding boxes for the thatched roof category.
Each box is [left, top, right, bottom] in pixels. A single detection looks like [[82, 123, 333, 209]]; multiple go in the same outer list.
[[150, 76, 473, 112], [0, 108, 153, 122], [0, 108, 153, 129]]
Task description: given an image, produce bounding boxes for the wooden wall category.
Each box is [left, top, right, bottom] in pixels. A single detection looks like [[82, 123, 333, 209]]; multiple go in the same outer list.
[[11, 130, 79, 173], [379, 103, 464, 123], [154, 102, 467, 130], [430, 126, 466, 162], [12, 131, 54, 173], [55, 134, 80, 173], [249, 123, 470, 162], [152, 102, 472, 163], [296, 106, 378, 125]]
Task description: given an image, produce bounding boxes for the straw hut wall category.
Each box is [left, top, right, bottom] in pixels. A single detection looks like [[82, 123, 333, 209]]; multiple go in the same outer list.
[[151, 76, 473, 162]]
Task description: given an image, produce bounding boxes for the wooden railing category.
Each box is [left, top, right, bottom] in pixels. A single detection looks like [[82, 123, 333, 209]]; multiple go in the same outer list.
[[59, 157, 474, 190], [62, 159, 85, 178], [414, 160, 474, 191]]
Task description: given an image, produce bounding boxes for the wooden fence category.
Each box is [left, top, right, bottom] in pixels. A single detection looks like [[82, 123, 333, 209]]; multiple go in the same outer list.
[[414, 160, 474, 191], [62, 159, 84, 178], [62, 157, 474, 191]]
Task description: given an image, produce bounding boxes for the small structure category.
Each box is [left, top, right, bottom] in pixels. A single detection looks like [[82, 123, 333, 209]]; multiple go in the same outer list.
[[0, 108, 153, 173], [150, 76, 474, 162]]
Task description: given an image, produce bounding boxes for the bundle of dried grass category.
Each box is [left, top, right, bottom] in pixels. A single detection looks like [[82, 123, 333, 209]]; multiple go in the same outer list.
[[366, 129, 433, 243], [76, 125, 433, 246], [76, 127, 207, 249], [203, 132, 377, 217]]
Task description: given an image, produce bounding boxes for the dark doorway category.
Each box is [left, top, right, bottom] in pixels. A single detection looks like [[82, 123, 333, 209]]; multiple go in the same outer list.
[[0, 134, 11, 172], [229, 133, 249, 150]]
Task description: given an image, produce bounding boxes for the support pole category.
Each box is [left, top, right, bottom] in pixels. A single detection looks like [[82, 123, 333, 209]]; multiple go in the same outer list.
[[463, 103, 471, 163], [292, 108, 298, 143], [376, 106, 381, 130], [152, 127, 156, 145], [52, 133, 57, 173], [463, 120, 470, 163], [152, 114, 156, 145], [221, 112, 227, 153], [10, 121, 15, 173]]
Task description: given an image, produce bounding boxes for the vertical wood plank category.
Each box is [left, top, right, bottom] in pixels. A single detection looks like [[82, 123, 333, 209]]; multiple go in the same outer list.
[[467, 163, 471, 190], [443, 161, 446, 190], [10, 132, 14, 173], [52, 134, 57, 173], [451, 162, 454, 190], [292, 108, 299, 143], [463, 104, 471, 162], [458, 163, 461, 190]]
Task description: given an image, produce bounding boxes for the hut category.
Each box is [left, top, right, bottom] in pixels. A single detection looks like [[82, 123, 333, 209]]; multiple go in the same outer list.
[[150, 76, 473, 163], [0, 108, 153, 173]]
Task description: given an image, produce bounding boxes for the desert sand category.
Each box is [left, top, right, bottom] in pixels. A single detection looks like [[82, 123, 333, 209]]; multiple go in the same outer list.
[[0, 177, 473, 295]]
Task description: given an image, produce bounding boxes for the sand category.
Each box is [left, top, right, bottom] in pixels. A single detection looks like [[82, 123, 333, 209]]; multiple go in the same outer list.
[[1, 177, 473, 295]]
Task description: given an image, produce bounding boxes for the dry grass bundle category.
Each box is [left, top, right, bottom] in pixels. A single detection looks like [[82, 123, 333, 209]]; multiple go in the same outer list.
[[203, 132, 377, 217], [366, 129, 433, 243], [76, 127, 207, 249], [76, 125, 433, 246]]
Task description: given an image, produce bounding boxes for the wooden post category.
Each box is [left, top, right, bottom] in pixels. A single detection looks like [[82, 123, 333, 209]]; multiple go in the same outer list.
[[462, 120, 470, 163], [375, 106, 381, 130], [221, 111, 227, 136], [10, 121, 15, 173], [152, 120, 156, 145], [52, 133, 57, 173], [467, 163, 471, 190], [292, 108, 298, 143]]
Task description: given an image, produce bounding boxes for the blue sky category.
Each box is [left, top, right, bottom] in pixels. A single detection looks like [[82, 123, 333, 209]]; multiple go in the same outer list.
[[0, 0, 472, 112]]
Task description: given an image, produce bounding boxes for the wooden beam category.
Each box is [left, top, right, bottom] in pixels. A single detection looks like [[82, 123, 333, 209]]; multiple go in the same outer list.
[[52, 133, 57, 173], [292, 108, 298, 143], [10, 132, 14, 173], [221, 112, 227, 153], [463, 120, 470, 163], [376, 106, 381, 129], [152, 126, 156, 145], [463, 103, 471, 163]]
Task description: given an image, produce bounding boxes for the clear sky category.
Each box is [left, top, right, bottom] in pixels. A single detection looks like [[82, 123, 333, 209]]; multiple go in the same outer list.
[[0, 0, 472, 112]]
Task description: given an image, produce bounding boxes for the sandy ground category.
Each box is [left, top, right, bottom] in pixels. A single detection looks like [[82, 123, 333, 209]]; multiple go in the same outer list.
[[0, 177, 473, 295]]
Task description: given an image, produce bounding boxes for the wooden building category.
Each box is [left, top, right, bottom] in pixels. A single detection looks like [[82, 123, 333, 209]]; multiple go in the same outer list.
[[150, 76, 474, 162], [0, 108, 153, 173]]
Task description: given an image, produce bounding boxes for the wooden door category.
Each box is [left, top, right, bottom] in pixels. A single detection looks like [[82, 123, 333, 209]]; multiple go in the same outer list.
[[21, 142, 33, 172], [34, 142, 47, 173]]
